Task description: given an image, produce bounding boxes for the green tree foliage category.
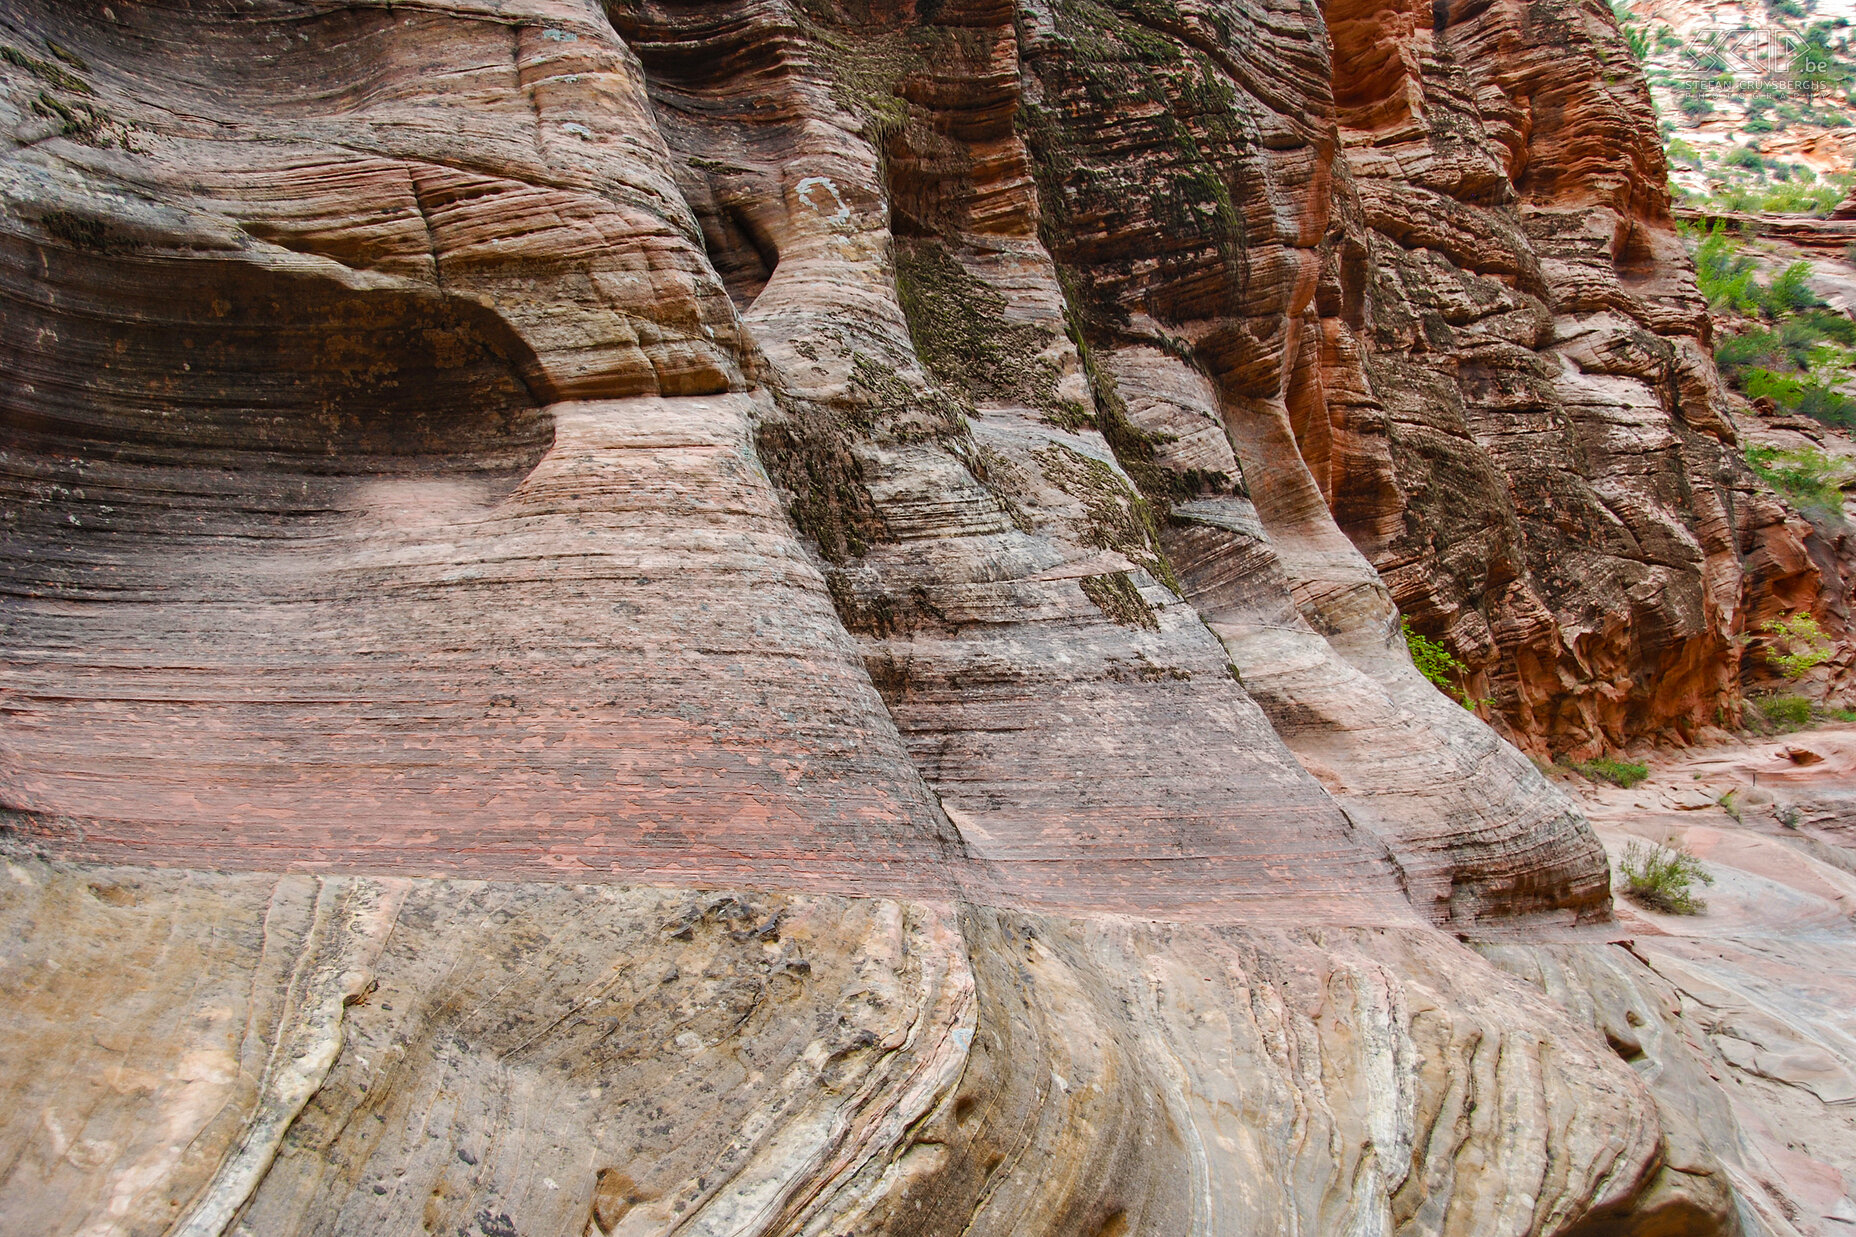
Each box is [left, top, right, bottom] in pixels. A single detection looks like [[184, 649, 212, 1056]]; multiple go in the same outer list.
[[1401, 618, 1478, 709], [1694, 224, 1761, 312], [1759, 611, 1835, 676]]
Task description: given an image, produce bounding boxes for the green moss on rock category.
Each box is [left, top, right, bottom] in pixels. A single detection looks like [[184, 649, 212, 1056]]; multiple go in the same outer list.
[[893, 240, 1077, 418], [1081, 571, 1160, 629]]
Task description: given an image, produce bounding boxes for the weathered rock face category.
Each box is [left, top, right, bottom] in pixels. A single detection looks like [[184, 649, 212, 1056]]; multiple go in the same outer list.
[[1321, 0, 1851, 756], [0, 0, 1847, 1233], [1, 856, 1724, 1237]]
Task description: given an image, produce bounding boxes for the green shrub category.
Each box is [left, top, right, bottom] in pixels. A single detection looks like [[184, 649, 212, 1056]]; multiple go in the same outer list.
[[1756, 693, 1814, 727], [1745, 445, 1849, 513], [1766, 261, 1825, 314], [1402, 618, 1474, 709], [1794, 309, 1856, 347], [1694, 226, 1760, 312], [1742, 366, 1807, 404], [1618, 838, 1715, 914], [1739, 371, 1856, 429], [1611, 2, 1650, 61], [1724, 146, 1767, 171], [1573, 757, 1651, 788], [1703, 174, 1855, 216], [1790, 384, 1856, 427], [1760, 611, 1834, 677], [1715, 328, 1784, 379]]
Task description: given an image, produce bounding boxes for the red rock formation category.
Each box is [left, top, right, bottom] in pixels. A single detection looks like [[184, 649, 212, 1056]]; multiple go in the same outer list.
[[2, 0, 1838, 1232], [1, 0, 977, 897], [1318, 0, 1827, 757]]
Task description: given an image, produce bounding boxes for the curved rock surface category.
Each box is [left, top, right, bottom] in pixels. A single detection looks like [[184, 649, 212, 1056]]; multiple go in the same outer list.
[[0, 0, 1847, 1233]]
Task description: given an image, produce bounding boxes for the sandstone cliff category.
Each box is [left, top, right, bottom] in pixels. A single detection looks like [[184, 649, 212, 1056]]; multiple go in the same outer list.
[[0, 0, 1850, 1234]]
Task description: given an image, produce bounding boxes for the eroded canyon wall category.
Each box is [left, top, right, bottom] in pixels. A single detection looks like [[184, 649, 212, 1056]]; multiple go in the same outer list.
[[0, 0, 1849, 1233]]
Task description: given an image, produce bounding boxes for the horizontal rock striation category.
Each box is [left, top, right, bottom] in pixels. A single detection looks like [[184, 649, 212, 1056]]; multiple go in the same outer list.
[[0, 0, 970, 896]]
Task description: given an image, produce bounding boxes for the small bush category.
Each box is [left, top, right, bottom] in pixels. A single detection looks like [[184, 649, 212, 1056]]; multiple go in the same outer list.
[[1745, 445, 1850, 513], [1715, 328, 1785, 379], [1794, 309, 1856, 347], [1766, 261, 1826, 314], [1611, 2, 1650, 61], [1573, 757, 1651, 788], [1790, 384, 1856, 427], [1618, 838, 1715, 914], [1694, 226, 1760, 312], [1737, 368, 1856, 429], [1756, 693, 1814, 727], [1402, 618, 1475, 709], [1702, 174, 1856, 216], [1719, 316, 1856, 402], [1742, 366, 1808, 405]]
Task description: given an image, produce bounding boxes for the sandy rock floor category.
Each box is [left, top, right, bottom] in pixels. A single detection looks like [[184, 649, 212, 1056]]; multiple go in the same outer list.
[[1564, 726, 1856, 1225]]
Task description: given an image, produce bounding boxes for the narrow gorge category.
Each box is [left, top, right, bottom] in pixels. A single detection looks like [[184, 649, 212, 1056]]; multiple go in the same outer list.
[[1, 0, 1852, 1234]]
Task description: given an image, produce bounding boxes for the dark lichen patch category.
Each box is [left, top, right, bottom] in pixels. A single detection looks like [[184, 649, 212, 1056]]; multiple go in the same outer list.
[[830, 577, 956, 640], [755, 396, 891, 565], [1034, 442, 1183, 594], [1106, 651, 1191, 680], [755, 350, 971, 564], [685, 155, 755, 175], [43, 41, 87, 71], [1011, 0, 1282, 578], [2, 45, 94, 94], [893, 239, 1079, 418], [1081, 571, 1159, 629], [1074, 328, 1234, 508], [825, 573, 898, 636], [1016, 1, 1253, 311], [848, 353, 970, 444], [26, 89, 133, 149], [787, 3, 919, 140], [38, 209, 124, 254], [1046, 263, 1237, 513]]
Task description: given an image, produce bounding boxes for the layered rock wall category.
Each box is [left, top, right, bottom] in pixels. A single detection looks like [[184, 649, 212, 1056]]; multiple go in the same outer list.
[[1322, 0, 1844, 755], [0, 0, 1848, 1233]]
